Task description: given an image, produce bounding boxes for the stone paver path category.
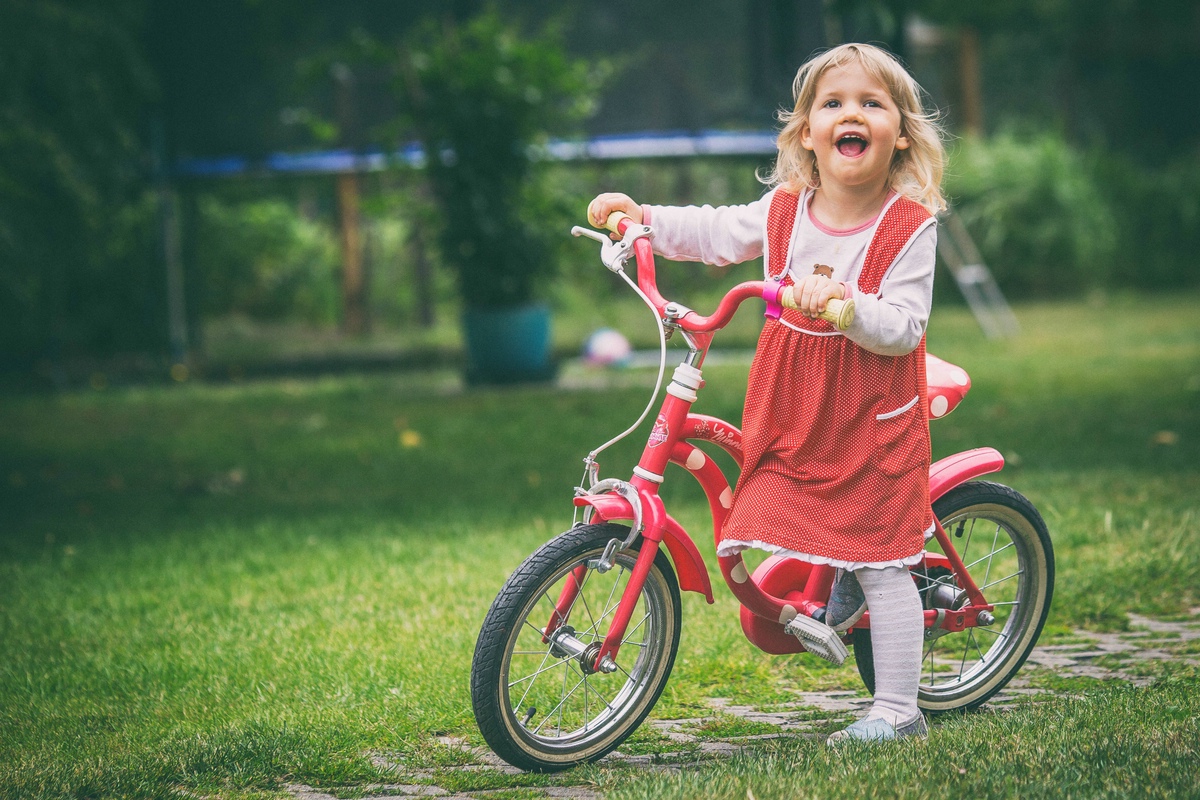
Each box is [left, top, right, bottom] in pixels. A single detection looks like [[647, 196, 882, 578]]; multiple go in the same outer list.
[[287, 610, 1200, 800]]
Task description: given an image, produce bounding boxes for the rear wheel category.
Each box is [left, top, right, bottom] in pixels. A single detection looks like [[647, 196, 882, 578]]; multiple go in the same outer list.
[[470, 523, 681, 772], [855, 481, 1054, 712]]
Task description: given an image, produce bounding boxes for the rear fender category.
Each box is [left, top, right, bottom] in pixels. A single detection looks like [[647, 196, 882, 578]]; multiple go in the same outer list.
[[929, 448, 1005, 502]]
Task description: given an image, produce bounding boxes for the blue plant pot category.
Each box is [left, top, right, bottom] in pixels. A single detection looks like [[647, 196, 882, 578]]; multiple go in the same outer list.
[[462, 303, 556, 385]]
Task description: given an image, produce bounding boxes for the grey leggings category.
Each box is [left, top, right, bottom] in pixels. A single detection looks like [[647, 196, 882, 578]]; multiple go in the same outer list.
[[855, 564, 923, 724]]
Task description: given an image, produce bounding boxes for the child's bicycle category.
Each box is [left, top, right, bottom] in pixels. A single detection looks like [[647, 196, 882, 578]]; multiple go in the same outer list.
[[470, 213, 1054, 772]]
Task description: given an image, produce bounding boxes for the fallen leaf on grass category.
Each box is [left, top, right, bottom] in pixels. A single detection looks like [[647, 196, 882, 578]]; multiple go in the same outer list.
[[1153, 430, 1179, 446]]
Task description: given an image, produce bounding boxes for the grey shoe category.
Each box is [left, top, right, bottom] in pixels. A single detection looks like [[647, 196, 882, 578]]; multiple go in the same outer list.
[[783, 613, 848, 666], [826, 713, 928, 745], [826, 568, 867, 633]]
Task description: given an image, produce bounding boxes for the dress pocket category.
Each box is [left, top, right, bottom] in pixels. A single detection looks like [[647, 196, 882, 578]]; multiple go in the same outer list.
[[873, 396, 928, 477]]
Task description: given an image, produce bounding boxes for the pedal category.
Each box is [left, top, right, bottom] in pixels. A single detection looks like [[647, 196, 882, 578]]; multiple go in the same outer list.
[[784, 613, 849, 666]]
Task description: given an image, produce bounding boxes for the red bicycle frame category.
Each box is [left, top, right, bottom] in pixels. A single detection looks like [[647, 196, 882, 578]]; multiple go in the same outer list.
[[561, 216, 1003, 672]]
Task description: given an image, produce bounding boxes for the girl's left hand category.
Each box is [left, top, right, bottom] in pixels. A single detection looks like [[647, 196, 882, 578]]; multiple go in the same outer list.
[[792, 274, 846, 319]]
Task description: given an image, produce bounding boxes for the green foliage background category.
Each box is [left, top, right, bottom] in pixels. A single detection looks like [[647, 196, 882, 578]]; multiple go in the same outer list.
[[1, 0, 1198, 368], [0, 0, 159, 365], [379, 11, 597, 308]]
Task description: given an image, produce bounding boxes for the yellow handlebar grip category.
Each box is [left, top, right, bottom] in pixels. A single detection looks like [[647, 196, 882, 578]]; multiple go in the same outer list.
[[820, 297, 855, 330], [604, 211, 631, 233], [779, 286, 799, 310], [778, 288, 855, 331]]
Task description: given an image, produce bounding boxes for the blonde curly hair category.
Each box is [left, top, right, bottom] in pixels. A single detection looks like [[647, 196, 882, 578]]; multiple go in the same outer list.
[[762, 43, 947, 215]]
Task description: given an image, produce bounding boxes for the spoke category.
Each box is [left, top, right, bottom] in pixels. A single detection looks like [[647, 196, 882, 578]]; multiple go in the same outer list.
[[974, 625, 1008, 640], [980, 569, 1024, 592], [953, 629, 986, 682], [957, 630, 973, 679], [970, 628, 987, 662], [531, 565, 592, 646], [531, 670, 589, 736], [623, 609, 653, 643], [915, 571, 942, 596], [613, 657, 635, 684], [556, 652, 571, 736], [585, 565, 627, 637], [508, 658, 571, 688], [914, 568, 937, 584], [575, 572, 601, 638], [964, 540, 1015, 572], [589, 610, 652, 682], [583, 671, 617, 715], [511, 649, 562, 718], [981, 523, 1003, 590], [960, 517, 977, 572], [926, 639, 936, 685], [557, 563, 594, 633], [577, 561, 630, 641], [522, 615, 553, 640]]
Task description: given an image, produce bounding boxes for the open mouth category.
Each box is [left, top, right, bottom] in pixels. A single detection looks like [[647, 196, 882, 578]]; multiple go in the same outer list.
[[836, 134, 869, 157]]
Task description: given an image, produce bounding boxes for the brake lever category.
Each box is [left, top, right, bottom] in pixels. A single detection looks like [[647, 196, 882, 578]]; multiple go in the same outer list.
[[570, 226, 608, 244], [571, 224, 653, 273], [570, 226, 627, 273]]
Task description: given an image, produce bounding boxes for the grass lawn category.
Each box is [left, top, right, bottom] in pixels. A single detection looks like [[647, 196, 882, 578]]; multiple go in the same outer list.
[[1, 290, 1198, 799]]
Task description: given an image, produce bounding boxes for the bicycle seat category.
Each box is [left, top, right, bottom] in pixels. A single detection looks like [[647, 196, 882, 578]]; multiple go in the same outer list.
[[925, 353, 971, 419]]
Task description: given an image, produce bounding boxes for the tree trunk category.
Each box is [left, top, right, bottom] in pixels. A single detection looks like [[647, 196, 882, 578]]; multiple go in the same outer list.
[[959, 26, 984, 136], [334, 64, 368, 335], [336, 171, 368, 335]]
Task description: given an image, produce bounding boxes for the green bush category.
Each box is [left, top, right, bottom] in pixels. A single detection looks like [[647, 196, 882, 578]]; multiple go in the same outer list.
[[0, 0, 159, 366], [945, 131, 1118, 296], [944, 131, 1200, 296], [382, 11, 597, 310], [1095, 154, 1200, 290], [195, 196, 340, 323]]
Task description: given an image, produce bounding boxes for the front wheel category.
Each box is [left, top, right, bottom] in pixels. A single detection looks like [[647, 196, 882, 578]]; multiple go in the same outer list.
[[470, 523, 681, 772], [855, 481, 1054, 712]]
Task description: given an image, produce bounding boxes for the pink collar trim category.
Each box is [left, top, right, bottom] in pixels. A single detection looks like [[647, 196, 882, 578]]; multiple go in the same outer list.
[[805, 191, 897, 236]]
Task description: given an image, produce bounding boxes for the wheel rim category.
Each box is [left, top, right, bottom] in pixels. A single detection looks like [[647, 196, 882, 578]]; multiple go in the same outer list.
[[918, 503, 1046, 703], [499, 547, 672, 757]]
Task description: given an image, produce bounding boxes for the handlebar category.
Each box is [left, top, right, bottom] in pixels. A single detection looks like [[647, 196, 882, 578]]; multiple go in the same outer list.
[[579, 211, 855, 334]]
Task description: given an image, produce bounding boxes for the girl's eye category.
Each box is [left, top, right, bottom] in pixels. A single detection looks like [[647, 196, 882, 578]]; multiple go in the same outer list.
[[823, 99, 840, 109]]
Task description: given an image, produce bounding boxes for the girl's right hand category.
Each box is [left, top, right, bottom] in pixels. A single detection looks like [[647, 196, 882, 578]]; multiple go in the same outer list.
[[587, 193, 643, 233]]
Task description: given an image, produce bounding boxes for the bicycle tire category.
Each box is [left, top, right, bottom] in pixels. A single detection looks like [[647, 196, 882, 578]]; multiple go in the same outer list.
[[854, 480, 1054, 712], [470, 523, 681, 772]]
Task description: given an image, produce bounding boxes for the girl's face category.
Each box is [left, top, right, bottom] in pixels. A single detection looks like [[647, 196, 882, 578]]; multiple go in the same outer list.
[[800, 61, 909, 193]]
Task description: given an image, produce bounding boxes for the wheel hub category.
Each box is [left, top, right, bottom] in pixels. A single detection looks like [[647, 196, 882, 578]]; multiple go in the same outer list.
[[918, 566, 968, 611], [548, 625, 615, 674]]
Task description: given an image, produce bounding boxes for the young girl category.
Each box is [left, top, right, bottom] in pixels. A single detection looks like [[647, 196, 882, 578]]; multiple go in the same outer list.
[[588, 43, 946, 744]]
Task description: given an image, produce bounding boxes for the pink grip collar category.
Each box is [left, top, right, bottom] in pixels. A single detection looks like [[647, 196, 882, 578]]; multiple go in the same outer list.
[[762, 282, 784, 320]]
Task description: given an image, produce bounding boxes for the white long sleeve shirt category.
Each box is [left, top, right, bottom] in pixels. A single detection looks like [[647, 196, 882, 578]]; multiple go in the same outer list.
[[644, 188, 936, 356]]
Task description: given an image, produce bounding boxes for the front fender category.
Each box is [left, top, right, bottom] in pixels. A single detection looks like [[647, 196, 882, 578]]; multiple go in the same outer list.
[[573, 492, 714, 603]]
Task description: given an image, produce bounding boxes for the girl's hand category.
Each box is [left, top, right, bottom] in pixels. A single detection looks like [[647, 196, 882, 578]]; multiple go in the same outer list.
[[588, 193, 643, 237], [792, 274, 846, 319]]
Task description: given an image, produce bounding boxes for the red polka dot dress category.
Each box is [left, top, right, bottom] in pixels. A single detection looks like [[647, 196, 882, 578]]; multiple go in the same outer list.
[[720, 190, 934, 566]]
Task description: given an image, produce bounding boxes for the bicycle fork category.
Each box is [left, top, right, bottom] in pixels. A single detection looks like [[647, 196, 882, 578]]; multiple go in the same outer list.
[[542, 530, 665, 675], [543, 360, 707, 674]]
